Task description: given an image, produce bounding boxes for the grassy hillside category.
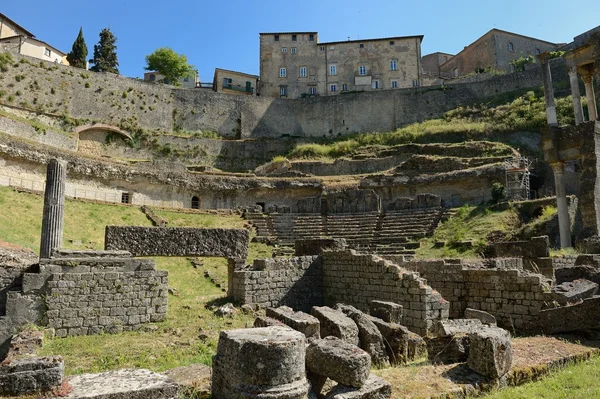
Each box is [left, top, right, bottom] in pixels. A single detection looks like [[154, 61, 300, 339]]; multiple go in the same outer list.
[[285, 92, 579, 160]]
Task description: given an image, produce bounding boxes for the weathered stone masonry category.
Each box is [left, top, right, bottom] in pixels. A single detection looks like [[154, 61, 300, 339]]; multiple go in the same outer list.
[[21, 250, 168, 338], [232, 250, 449, 335]]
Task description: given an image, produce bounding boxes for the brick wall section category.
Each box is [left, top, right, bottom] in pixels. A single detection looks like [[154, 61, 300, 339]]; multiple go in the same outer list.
[[403, 259, 554, 330], [231, 256, 322, 313], [43, 268, 168, 338], [320, 250, 448, 336], [105, 226, 249, 260], [551, 255, 577, 268]]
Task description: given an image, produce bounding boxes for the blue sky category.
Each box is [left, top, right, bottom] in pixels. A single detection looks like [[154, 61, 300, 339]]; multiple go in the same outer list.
[[2, 1, 598, 82]]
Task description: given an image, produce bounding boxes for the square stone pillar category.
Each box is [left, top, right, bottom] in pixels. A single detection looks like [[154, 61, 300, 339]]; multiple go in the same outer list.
[[568, 66, 584, 125], [551, 162, 572, 248], [583, 73, 598, 121]]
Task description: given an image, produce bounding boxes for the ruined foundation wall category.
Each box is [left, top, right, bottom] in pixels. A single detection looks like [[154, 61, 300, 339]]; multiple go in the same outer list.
[[44, 268, 168, 338], [231, 256, 323, 313], [404, 259, 553, 330], [320, 250, 448, 335], [104, 227, 249, 259]]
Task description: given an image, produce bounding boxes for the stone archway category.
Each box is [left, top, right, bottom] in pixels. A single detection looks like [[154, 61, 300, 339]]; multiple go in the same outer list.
[[75, 124, 133, 157]]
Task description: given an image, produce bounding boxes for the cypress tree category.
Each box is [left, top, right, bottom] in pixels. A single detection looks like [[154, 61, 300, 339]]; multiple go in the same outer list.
[[66, 27, 88, 69], [89, 28, 119, 74]]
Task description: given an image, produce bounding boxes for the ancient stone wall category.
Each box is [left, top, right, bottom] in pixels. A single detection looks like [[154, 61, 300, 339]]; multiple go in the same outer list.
[[320, 250, 448, 335], [403, 259, 553, 330], [231, 256, 323, 313], [0, 114, 76, 151], [43, 268, 168, 338], [105, 226, 249, 260], [0, 53, 567, 140]]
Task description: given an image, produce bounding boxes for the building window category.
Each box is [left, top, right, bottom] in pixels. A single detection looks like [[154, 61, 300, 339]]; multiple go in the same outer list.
[[359, 66, 367, 75], [535, 48, 541, 55], [320, 46, 325, 51], [291, 47, 297, 54], [330, 84, 337, 92], [191, 196, 200, 209], [412, 80, 419, 87], [508, 42, 513, 51], [389, 40, 395, 45], [279, 86, 288, 97], [149, 74, 156, 82], [280, 68, 287, 78], [282, 47, 287, 53], [183, 76, 190, 82], [44, 48, 51, 57], [342, 84, 348, 91], [309, 34, 315, 41], [372, 80, 380, 89], [309, 87, 317, 95], [359, 43, 364, 48], [329, 64, 337, 75], [300, 67, 307, 77], [223, 77, 232, 88], [274, 35, 280, 41], [391, 80, 398, 88], [121, 192, 131, 204], [292, 34, 297, 41], [390, 60, 397, 71]]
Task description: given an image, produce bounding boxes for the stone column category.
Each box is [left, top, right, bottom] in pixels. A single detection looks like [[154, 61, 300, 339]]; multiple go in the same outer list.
[[551, 162, 572, 248], [568, 66, 584, 125], [39, 159, 67, 259], [582, 73, 598, 121], [538, 55, 558, 126]]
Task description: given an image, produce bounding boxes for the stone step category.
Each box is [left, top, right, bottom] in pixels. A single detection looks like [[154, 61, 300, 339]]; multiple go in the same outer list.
[[49, 249, 132, 259]]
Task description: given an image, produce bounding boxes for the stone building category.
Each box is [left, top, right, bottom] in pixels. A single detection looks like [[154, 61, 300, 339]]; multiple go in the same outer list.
[[259, 32, 423, 99], [439, 29, 559, 78], [0, 12, 68, 65], [213, 68, 258, 95], [421, 52, 454, 78]]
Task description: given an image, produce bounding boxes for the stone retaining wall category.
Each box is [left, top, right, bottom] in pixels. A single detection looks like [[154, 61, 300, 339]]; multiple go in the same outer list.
[[105, 226, 249, 260]]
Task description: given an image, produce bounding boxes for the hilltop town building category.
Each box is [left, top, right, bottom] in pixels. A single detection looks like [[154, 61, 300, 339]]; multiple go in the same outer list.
[[213, 68, 258, 96], [259, 32, 423, 99], [0, 13, 68, 65], [438, 29, 560, 78]]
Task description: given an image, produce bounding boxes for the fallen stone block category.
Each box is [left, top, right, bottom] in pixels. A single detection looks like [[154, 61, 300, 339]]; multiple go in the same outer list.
[[324, 374, 392, 399], [431, 319, 484, 337], [464, 308, 497, 326], [266, 306, 321, 339], [369, 300, 403, 324], [312, 306, 359, 345], [306, 337, 371, 388], [66, 368, 178, 399], [538, 296, 600, 333], [163, 364, 211, 399], [336, 304, 389, 367], [552, 279, 598, 305], [212, 326, 309, 399], [254, 316, 288, 328], [426, 335, 470, 364], [367, 316, 425, 364], [467, 327, 512, 379], [0, 356, 64, 397], [6, 328, 44, 360]]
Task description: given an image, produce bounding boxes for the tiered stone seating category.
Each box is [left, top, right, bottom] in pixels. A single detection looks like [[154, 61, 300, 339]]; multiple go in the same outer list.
[[326, 212, 379, 245], [245, 213, 276, 242], [244, 207, 444, 256]]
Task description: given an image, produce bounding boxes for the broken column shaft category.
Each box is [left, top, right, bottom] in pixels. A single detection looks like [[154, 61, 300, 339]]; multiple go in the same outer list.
[[39, 159, 67, 259]]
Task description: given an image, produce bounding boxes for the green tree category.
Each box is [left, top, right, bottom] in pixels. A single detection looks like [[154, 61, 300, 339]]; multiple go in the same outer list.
[[66, 27, 88, 69], [145, 47, 194, 86], [89, 28, 119, 74], [510, 55, 536, 72], [491, 182, 507, 204]]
